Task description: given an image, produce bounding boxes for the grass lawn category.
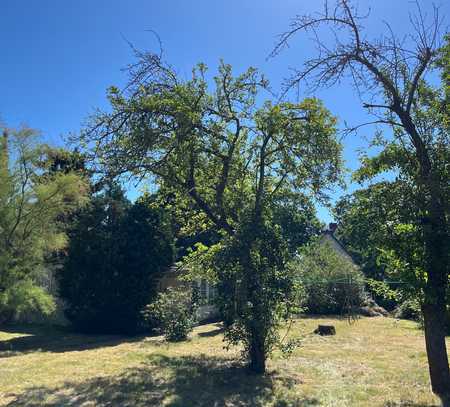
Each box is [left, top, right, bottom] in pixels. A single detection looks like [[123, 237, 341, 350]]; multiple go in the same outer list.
[[0, 316, 447, 406]]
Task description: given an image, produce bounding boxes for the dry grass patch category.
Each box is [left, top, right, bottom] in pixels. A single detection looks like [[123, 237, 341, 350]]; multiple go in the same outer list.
[[0, 317, 447, 406]]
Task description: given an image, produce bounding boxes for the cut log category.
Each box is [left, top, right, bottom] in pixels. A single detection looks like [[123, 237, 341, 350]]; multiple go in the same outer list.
[[314, 325, 336, 336]]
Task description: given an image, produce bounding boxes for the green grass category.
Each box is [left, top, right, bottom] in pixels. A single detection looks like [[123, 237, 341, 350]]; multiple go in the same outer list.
[[0, 317, 447, 406]]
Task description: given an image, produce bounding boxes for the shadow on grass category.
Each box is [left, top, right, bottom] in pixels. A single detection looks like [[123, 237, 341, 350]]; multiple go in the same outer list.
[[0, 325, 145, 358], [6, 354, 319, 407], [297, 314, 360, 320], [198, 324, 224, 338], [384, 402, 440, 407]]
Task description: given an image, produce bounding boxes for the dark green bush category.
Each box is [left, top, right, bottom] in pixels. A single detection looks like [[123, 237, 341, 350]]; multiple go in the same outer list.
[[59, 188, 174, 334], [394, 299, 450, 336], [142, 287, 196, 341], [291, 240, 366, 315], [394, 298, 422, 322]]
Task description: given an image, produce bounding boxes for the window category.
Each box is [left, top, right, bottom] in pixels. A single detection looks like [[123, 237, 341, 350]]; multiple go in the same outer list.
[[200, 279, 208, 301]]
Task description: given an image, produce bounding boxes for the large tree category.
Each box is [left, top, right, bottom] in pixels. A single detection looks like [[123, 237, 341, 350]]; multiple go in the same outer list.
[[79, 59, 343, 372], [0, 127, 87, 323], [274, 2, 449, 402], [59, 186, 174, 334]]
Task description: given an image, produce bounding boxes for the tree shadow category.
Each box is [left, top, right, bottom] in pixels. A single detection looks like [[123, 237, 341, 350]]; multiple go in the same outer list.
[[384, 402, 440, 407], [6, 353, 320, 406], [198, 323, 224, 337], [0, 325, 147, 358], [298, 314, 358, 321]]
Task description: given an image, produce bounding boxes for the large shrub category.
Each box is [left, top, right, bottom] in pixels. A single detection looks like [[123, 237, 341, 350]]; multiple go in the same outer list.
[[394, 298, 450, 336], [59, 188, 174, 334], [142, 287, 196, 341], [394, 298, 422, 322], [292, 240, 366, 315], [0, 281, 56, 324]]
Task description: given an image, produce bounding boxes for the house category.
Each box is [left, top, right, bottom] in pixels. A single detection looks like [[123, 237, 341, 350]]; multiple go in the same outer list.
[[319, 222, 356, 264], [33, 223, 354, 326], [158, 224, 357, 323]]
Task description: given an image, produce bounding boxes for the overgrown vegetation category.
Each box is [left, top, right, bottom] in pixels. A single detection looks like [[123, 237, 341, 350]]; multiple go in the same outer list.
[[1, 0, 449, 404], [292, 240, 366, 315]]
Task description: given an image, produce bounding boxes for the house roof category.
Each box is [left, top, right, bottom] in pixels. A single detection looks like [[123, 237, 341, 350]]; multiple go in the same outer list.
[[320, 229, 357, 265]]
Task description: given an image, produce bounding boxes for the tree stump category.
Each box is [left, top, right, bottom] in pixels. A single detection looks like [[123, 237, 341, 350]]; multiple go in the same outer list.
[[314, 325, 336, 336]]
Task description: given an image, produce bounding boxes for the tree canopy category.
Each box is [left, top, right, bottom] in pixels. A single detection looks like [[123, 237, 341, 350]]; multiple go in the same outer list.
[[79, 58, 343, 372]]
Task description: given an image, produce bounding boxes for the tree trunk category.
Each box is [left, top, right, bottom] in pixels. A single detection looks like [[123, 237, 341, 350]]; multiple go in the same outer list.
[[422, 302, 450, 406], [422, 247, 450, 406], [249, 330, 266, 374], [247, 280, 267, 374], [422, 192, 450, 406], [242, 224, 267, 375]]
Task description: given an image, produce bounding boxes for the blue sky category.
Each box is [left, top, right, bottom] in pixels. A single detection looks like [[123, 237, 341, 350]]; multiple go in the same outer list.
[[1, 0, 448, 222]]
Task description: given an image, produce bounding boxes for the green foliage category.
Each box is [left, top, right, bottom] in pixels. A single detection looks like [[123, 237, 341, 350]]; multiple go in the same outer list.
[[335, 182, 407, 280], [0, 280, 55, 324], [186, 213, 304, 366], [436, 34, 450, 110], [150, 186, 222, 261], [59, 187, 174, 334], [80, 59, 343, 371], [366, 279, 399, 310], [335, 180, 450, 319], [344, 36, 450, 310], [334, 182, 421, 310], [142, 287, 196, 341], [0, 127, 87, 323], [394, 298, 422, 322], [271, 192, 322, 256], [292, 240, 366, 315]]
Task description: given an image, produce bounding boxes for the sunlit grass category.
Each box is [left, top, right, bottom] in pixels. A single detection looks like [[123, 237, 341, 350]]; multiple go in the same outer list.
[[0, 317, 447, 406]]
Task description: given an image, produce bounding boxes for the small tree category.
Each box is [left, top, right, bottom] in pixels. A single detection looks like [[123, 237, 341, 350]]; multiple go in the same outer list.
[[0, 127, 87, 323], [79, 58, 343, 372]]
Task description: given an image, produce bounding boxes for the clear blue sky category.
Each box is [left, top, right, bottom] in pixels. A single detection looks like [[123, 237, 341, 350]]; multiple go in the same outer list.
[[1, 0, 448, 222]]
